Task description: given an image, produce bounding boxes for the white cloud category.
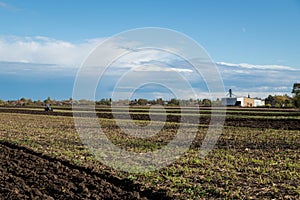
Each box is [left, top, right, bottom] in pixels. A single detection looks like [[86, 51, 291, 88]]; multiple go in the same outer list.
[[1, 35, 299, 99], [132, 64, 193, 73], [216, 61, 300, 98], [217, 61, 296, 71], [0, 36, 105, 67], [0, 35, 195, 71]]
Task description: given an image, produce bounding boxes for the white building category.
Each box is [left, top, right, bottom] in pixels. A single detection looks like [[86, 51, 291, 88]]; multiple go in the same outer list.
[[254, 99, 265, 107], [221, 97, 265, 107]]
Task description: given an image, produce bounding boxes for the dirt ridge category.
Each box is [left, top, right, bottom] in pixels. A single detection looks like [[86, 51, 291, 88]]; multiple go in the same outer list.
[[0, 141, 170, 200], [0, 108, 299, 130]]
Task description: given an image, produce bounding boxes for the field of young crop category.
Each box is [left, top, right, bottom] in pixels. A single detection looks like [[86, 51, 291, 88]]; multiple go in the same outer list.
[[0, 106, 299, 199]]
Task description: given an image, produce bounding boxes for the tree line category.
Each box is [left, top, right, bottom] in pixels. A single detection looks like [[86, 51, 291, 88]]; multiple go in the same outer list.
[[1, 83, 299, 108], [0, 97, 216, 107]]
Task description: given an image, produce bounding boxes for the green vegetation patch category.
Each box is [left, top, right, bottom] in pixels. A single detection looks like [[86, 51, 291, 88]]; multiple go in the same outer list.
[[0, 112, 299, 199]]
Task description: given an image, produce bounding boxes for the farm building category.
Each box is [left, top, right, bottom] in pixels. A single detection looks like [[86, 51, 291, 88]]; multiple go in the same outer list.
[[221, 97, 265, 107], [221, 89, 265, 107]]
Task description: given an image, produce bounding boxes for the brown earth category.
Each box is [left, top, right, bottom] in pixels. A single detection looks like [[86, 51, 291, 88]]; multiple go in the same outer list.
[[0, 141, 170, 200], [0, 107, 299, 130], [0, 107, 299, 199]]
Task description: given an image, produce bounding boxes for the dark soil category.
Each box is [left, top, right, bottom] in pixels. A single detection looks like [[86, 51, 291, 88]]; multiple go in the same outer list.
[[0, 141, 169, 200], [0, 107, 299, 130]]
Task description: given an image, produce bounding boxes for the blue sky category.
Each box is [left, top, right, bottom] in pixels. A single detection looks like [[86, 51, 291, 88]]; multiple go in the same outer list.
[[0, 0, 300, 100]]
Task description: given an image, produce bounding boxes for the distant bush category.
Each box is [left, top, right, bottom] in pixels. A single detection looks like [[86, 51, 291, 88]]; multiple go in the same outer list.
[[274, 103, 281, 108], [294, 95, 300, 108], [264, 103, 272, 108]]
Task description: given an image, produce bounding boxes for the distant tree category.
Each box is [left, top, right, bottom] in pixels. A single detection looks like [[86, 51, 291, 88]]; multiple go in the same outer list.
[[265, 103, 272, 108], [294, 96, 300, 108], [197, 99, 202, 105], [274, 102, 281, 108], [274, 95, 292, 107], [265, 95, 293, 108], [97, 98, 111, 105], [99, 98, 105, 105], [137, 98, 148, 106], [20, 97, 27, 102], [169, 98, 179, 106], [292, 83, 300, 95], [284, 97, 294, 107], [181, 99, 192, 107], [265, 95, 275, 106], [18, 97, 27, 106], [26, 99, 33, 106], [156, 98, 163, 105], [202, 99, 212, 107], [292, 83, 300, 108], [35, 100, 42, 106], [44, 97, 52, 104]]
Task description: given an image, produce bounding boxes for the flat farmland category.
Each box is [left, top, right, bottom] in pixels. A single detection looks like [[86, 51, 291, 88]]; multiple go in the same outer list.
[[0, 106, 299, 199]]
